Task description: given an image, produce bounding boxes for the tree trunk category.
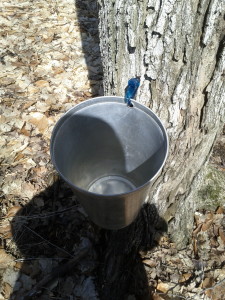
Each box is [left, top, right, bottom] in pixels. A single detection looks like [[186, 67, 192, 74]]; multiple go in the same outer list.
[[97, 0, 225, 247]]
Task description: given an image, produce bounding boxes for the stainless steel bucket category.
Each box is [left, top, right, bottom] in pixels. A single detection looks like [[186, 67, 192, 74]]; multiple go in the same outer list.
[[50, 96, 168, 229]]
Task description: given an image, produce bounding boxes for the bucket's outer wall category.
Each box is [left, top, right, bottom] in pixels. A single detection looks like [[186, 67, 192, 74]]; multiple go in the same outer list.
[[50, 97, 168, 229], [73, 183, 151, 229]]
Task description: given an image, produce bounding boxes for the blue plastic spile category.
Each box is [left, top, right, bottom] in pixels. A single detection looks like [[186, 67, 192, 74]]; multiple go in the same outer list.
[[124, 77, 140, 107]]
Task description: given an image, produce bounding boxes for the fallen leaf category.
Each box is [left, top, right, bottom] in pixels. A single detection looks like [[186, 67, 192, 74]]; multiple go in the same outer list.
[[0, 249, 15, 268], [53, 67, 64, 75], [0, 221, 12, 238], [202, 219, 213, 231], [216, 207, 224, 214], [43, 36, 54, 43], [21, 182, 36, 198], [152, 293, 164, 300], [2, 282, 12, 299], [0, 77, 15, 86], [201, 277, 214, 288], [157, 281, 170, 293], [212, 281, 225, 300], [6, 206, 22, 218], [143, 259, 157, 268], [34, 80, 49, 87], [14, 152, 25, 161], [12, 61, 26, 67], [33, 166, 48, 177], [213, 214, 224, 227], [15, 261, 23, 270], [84, 91, 92, 97], [23, 101, 37, 110], [28, 112, 49, 133], [179, 273, 192, 283], [218, 228, 225, 244], [206, 211, 214, 221], [20, 122, 30, 136], [210, 237, 219, 247], [213, 225, 220, 236], [0, 114, 6, 124]]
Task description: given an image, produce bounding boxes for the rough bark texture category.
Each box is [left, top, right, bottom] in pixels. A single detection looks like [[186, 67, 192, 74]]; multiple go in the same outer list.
[[97, 0, 225, 247]]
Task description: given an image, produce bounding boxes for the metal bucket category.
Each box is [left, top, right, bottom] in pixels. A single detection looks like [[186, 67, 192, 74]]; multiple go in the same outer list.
[[50, 96, 168, 229]]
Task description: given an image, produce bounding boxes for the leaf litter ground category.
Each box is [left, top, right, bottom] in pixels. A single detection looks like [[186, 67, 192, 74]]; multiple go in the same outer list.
[[0, 0, 225, 299]]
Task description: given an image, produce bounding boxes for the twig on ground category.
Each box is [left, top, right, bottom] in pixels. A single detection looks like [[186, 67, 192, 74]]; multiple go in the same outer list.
[[23, 225, 74, 258], [1, 205, 78, 220], [14, 257, 70, 262]]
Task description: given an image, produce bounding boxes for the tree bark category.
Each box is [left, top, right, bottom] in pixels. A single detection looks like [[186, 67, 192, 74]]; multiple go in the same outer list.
[[97, 0, 225, 247]]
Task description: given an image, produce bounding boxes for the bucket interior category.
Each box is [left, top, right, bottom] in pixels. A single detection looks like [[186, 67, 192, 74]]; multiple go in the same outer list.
[[52, 100, 168, 195]]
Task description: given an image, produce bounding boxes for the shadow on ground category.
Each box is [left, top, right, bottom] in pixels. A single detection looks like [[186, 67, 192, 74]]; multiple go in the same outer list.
[[10, 178, 167, 300]]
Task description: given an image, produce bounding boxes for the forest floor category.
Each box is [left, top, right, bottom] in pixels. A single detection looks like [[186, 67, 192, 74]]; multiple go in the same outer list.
[[0, 0, 225, 299]]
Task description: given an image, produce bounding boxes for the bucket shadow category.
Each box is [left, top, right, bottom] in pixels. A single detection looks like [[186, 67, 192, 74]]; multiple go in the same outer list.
[[10, 180, 167, 300], [75, 0, 103, 96]]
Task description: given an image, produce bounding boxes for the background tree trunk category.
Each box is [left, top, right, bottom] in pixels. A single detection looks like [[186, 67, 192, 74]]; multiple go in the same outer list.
[[97, 0, 225, 247]]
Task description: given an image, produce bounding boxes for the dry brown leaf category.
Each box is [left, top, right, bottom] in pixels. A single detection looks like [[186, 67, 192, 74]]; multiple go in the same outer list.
[[15, 261, 23, 270], [213, 225, 220, 236], [210, 237, 219, 247], [212, 282, 225, 300], [0, 77, 15, 86], [201, 277, 214, 288], [216, 207, 224, 214], [0, 221, 12, 238], [206, 211, 214, 221], [143, 259, 157, 268], [14, 152, 25, 161], [179, 273, 192, 283], [0, 249, 15, 268], [205, 289, 213, 298], [33, 166, 48, 177], [21, 182, 36, 198], [28, 112, 49, 133], [169, 242, 176, 248], [53, 67, 64, 75], [170, 257, 182, 264], [43, 36, 54, 43], [156, 281, 170, 293], [27, 85, 39, 94], [218, 228, 225, 244], [2, 282, 12, 299], [0, 115, 6, 124], [20, 122, 31, 136], [34, 80, 49, 87], [12, 61, 26, 67], [202, 219, 213, 231], [213, 214, 224, 226], [23, 100, 37, 110], [84, 91, 92, 97], [152, 293, 164, 300], [6, 206, 22, 218]]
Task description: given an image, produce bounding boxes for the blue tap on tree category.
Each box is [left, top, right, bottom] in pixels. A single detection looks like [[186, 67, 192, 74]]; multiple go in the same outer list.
[[124, 77, 140, 107]]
